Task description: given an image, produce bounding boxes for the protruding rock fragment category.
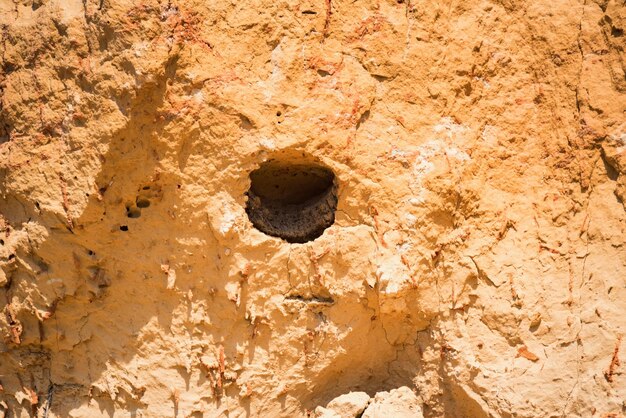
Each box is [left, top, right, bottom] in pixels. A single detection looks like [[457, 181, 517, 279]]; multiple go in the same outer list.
[[323, 391, 370, 417], [362, 387, 423, 418], [314, 406, 341, 418]]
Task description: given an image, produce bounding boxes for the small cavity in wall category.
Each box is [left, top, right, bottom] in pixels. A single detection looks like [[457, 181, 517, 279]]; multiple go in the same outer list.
[[245, 156, 337, 243]]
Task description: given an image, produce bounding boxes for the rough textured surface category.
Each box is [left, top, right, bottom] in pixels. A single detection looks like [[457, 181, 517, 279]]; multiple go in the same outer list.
[[0, 0, 625, 417]]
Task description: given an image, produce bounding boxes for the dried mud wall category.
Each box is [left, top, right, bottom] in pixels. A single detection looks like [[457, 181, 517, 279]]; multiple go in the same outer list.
[[0, 0, 625, 417]]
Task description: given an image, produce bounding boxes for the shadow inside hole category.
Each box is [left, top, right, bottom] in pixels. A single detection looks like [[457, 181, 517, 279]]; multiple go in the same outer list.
[[136, 197, 151, 208], [126, 206, 141, 218], [245, 160, 337, 243]]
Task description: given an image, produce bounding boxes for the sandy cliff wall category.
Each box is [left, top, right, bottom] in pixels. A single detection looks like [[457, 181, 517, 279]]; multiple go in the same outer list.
[[0, 0, 625, 416]]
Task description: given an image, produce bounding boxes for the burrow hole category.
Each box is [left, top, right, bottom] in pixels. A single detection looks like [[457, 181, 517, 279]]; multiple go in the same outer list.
[[245, 157, 337, 243], [125, 187, 153, 218]]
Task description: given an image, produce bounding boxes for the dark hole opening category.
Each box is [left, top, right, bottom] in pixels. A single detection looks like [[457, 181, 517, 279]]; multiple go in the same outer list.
[[245, 160, 337, 243], [126, 205, 141, 218], [136, 197, 151, 208]]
